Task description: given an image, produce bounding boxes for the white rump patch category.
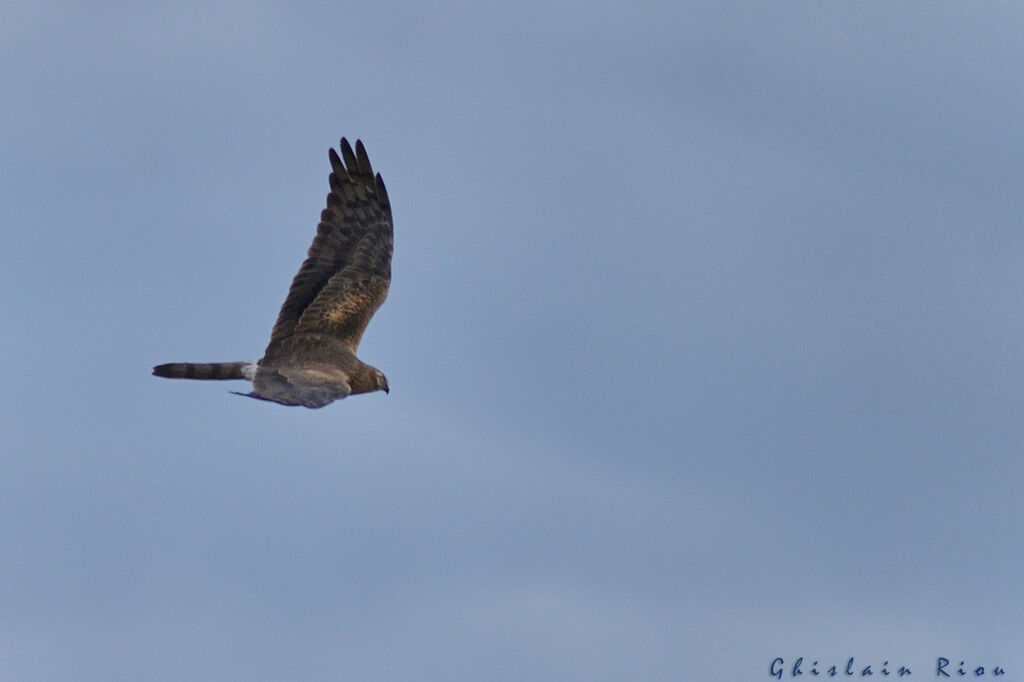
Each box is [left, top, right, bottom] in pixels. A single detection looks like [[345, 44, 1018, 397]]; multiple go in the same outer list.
[[242, 362, 259, 381]]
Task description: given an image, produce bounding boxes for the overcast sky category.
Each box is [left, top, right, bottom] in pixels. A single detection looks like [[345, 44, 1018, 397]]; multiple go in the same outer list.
[[3, 2, 1024, 680]]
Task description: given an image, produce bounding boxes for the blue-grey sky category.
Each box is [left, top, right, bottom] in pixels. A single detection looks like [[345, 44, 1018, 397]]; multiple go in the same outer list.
[[3, 2, 1023, 680]]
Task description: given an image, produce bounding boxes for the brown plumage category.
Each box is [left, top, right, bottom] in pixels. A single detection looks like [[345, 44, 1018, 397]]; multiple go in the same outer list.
[[153, 138, 393, 408]]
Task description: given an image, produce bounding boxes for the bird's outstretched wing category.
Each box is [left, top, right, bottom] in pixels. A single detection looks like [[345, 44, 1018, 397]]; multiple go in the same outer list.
[[267, 138, 392, 353]]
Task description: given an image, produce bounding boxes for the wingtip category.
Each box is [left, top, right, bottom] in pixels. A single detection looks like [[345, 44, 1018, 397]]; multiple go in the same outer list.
[[327, 136, 389, 204], [355, 139, 372, 176], [375, 172, 390, 205]]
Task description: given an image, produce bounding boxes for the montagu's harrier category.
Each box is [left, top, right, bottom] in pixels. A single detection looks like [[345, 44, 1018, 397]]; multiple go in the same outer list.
[[153, 138, 392, 408]]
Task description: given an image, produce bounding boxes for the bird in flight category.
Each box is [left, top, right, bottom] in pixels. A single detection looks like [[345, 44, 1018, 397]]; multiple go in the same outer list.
[[153, 138, 393, 408]]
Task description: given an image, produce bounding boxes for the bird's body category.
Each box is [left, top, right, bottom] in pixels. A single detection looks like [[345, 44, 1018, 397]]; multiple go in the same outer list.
[[153, 138, 392, 408]]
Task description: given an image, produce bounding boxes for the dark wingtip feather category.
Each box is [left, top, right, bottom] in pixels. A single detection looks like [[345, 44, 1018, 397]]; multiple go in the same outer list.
[[355, 140, 373, 176], [340, 138, 358, 173], [328, 147, 342, 172], [375, 173, 390, 206]]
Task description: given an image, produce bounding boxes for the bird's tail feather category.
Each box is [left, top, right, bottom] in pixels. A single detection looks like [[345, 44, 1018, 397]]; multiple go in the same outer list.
[[152, 362, 253, 380]]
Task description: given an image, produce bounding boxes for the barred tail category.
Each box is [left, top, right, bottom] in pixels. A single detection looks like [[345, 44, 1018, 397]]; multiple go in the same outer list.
[[152, 361, 253, 380]]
